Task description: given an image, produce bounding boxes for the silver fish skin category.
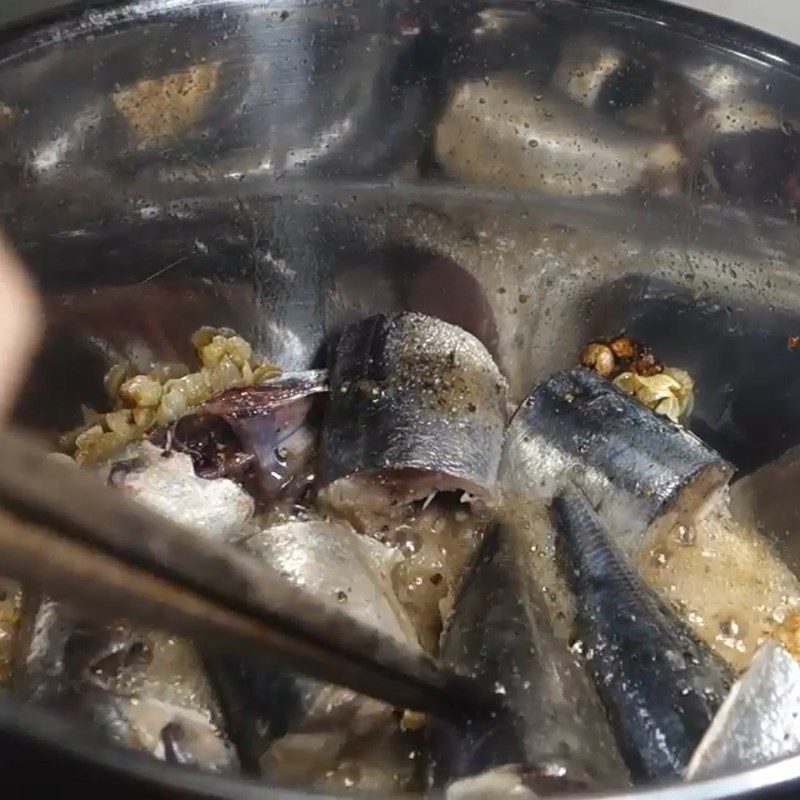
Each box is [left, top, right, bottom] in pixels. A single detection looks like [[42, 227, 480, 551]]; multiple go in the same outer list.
[[730, 445, 800, 576], [429, 522, 628, 793], [503, 368, 732, 555], [15, 596, 237, 773], [552, 488, 733, 782], [320, 312, 507, 517], [108, 441, 254, 543], [686, 643, 800, 781], [15, 437, 251, 772], [206, 520, 416, 782]]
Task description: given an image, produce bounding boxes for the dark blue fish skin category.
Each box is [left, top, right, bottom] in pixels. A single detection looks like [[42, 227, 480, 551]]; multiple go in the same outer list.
[[552, 489, 734, 782], [429, 522, 627, 792], [504, 368, 733, 556]]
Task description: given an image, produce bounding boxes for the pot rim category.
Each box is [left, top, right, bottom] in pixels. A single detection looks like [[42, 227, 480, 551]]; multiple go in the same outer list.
[[1, 0, 800, 76], [3, 692, 799, 799], [2, 0, 800, 798]]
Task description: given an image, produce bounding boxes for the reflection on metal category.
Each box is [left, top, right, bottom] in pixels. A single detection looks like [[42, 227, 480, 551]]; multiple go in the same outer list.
[[3, 1, 800, 796], [434, 76, 686, 197], [0, 0, 796, 212], [111, 63, 220, 145], [0, 0, 797, 212], [551, 35, 641, 111]]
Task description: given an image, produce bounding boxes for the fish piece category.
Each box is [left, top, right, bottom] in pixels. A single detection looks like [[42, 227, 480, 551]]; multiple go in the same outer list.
[[16, 444, 248, 770], [206, 520, 418, 784], [503, 368, 732, 555], [243, 521, 414, 643], [108, 441, 254, 543], [552, 488, 733, 782], [686, 643, 800, 781], [320, 313, 507, 524], [173, 370, 328, 505], [429, 522, 628, 792], [582, 273, 800, 473], [730, 445, 800, 576], [15, 597, 236, 773]]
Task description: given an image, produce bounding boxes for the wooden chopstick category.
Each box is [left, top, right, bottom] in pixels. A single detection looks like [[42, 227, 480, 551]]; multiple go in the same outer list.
[[0, 427, 492, 720]]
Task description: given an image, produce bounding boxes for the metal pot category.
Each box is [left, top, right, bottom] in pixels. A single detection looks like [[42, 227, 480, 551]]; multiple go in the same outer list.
[[2, 0, 800, 796]]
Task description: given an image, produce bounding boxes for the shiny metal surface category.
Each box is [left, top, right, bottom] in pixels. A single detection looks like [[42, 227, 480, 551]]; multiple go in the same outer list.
[[3, 0, 800, 796]]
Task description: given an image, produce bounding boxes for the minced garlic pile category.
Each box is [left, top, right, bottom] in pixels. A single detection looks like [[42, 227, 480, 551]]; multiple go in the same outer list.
[[68, 327, 280, 464]]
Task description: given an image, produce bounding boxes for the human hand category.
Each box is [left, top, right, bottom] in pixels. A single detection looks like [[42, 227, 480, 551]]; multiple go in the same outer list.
[[0, 237, 41, 419]]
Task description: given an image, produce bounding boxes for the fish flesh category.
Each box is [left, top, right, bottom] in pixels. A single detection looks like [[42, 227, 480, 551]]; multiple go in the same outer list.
[[15, 596, 237, 772], [206, 519, 418, 784], [730, 445, 800, 576], [320, 313, 507, 526], [388, 498, 484, 654], [429, 521, 628, 792], [108, 441, 255, 543], [242, 521, 414, 643], [552, 488, 733, 781], [504, 368, 733, 555], [686, 643, 800, 781], [172, 370, 328, 505], [572, 280, 800, 669]]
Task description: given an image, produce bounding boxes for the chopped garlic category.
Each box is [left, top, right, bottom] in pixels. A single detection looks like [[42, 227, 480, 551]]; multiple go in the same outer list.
[[119, 374, 163, 408], [613, 367, 694, 423], [72, 327, 281, 464]]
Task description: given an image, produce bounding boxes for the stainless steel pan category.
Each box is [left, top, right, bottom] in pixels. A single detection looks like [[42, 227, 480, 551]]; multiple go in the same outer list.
[[2, 0, 800, 796]]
